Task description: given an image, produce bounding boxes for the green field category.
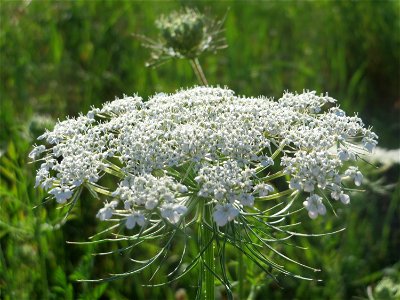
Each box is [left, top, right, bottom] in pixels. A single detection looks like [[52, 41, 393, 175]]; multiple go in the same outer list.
[[0, 1, 399, 299]]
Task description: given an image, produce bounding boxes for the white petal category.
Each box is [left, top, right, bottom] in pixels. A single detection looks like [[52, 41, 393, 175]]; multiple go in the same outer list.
[[339, 193, 350, 205], [308, 210, 318, 219], [213, 210, 228, 227], [126, 215, 136, 229], [318, 204, 326, 215]]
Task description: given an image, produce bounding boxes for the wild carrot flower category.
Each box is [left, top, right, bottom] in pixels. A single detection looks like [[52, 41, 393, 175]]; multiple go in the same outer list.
[[31, 86, 377, 292], [137, 8, 227, 67]]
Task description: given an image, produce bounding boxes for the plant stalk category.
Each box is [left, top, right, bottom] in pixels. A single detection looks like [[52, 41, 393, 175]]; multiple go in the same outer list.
[[190, 58, 209, 85], [199, 201, 215, 300], [238, 249, 245, 300], [189, 56, 212, 299]]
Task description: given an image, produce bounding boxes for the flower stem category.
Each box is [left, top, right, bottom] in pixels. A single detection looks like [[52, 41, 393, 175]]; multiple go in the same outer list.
[[190, 58, 209, 85], [256, 189, 294, 201], [238, 249, 245, 300], [200, 202, 215, 300], [261, 170, 286, 182]]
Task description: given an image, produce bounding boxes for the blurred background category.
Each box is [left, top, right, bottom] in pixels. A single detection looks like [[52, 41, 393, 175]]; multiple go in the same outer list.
[[0, 1, 399, 299]]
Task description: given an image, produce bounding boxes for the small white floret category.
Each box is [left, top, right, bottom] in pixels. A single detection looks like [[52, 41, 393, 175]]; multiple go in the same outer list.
[[303, 194, 326, 219], [354, 171, 363, 186], [96, 200, 119, 221], [29, 145, 46, 160], [213, 204, 239, 226], [126, 212, 145, 229], [160, 203, 187, 224], [49, 186, 73, 203], [339, 193, 350, 205]]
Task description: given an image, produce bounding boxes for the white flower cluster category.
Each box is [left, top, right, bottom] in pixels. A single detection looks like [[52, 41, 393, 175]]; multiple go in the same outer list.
[[31, 86, 377, 227], [195, 161, 256, 205], [111, 174, 188, 226]]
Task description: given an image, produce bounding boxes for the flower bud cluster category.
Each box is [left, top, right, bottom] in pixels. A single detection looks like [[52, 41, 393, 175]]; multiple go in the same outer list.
[[139, 8, 227, 67], [156, 8, 205, 58], [31, 87, 377, 227]]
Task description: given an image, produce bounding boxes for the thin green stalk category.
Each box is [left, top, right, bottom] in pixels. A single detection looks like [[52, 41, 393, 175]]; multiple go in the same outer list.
[[188, 54, 213, 299], [190, 58, 209, 85], [256, 189, 294, 201], [198, 199, 215, 300], [261, 170, 286, 182], [189, 56, 213, 299], [203, 204, 215, 300], [271, 143, 285, 160], [238, 249, 245, 300]]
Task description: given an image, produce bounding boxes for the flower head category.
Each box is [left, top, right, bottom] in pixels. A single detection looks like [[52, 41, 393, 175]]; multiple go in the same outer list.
[[31, 86, 377, 285], [137, 8, 227, 67], [32, 86, 378, 224]]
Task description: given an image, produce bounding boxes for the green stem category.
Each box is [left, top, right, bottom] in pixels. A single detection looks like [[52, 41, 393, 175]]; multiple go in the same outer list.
[[238, 249, 245, 300], [190, 58, 209, 85], [199, 201, 215, 300], [256, 144, 285, 175], [261, 170, 286, 182], [189, 56, 212, 299], [256, 189, 294, 201], [271, 143, 285, 160]]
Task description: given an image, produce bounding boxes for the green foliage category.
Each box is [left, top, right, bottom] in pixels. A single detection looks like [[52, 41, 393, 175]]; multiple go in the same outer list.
[[0, 1, 399, 299]]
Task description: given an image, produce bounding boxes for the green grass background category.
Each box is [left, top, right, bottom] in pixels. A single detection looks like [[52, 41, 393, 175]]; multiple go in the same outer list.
[[0, 1, 399, 299]]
